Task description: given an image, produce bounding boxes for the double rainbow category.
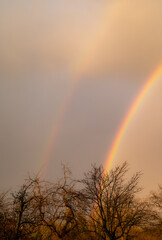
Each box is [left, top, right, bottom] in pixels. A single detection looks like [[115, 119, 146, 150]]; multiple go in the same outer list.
[[36, 0, 162, 176], [38, 64, 162, 177]]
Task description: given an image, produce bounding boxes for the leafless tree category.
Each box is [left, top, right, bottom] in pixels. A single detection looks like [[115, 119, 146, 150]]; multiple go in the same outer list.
[[151, 185, 162, 211], [11, 177, 40, 239], [148, 185, 162, 237], [81, 162, 149, 240], [34, 167, 85, 240], [0, 163, 155, 240], [0, 191, 15, 239]]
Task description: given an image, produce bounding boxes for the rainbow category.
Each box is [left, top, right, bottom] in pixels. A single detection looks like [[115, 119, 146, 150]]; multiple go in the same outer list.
[[37, 0, 162, 177], [104, 64, 162, 173], [37, 0, 114, 177]]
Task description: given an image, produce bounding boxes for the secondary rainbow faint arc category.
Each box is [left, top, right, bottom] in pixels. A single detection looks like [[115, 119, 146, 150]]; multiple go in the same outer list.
[[37, 1, 114, 177], [104, 64, 162, 173]]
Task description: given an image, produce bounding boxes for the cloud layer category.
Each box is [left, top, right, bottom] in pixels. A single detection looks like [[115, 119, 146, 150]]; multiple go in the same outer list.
[[0, 0, 161, 78], [0, 0, 162, 192]]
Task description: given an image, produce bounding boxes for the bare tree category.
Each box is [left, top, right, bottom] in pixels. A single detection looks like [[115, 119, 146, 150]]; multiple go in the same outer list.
[[81, 162, 148, 240], [1, 163, 154, 240], [0, 191, 15, 239], [0, 170, 88, 240], [34, 167, 85, 240], [149, 185, 162, 237], [11, 177, 40, 239], [151, 185, 162, 211]]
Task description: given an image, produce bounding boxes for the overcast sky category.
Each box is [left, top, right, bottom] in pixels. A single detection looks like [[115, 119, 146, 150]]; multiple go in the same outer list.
[[0, 0, 162, 195]]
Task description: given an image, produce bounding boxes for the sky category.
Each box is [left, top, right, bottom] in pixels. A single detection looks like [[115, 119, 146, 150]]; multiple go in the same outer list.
[[0, 0, 162, 195]]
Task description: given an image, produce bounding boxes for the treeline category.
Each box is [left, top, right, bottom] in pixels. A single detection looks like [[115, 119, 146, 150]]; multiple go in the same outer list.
[[0, 162, 161, 240]]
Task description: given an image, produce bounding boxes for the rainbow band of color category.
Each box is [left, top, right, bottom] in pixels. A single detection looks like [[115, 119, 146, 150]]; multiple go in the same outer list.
[[38, 1, 114, 177], [104, 64, 162, 173]]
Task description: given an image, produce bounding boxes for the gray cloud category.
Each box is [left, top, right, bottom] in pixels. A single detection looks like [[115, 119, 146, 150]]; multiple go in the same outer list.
[[0, 0, 162, 192], [0, 0, 161, 79], [0, 0, 101, 77], [87, 0, 162, 78]]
